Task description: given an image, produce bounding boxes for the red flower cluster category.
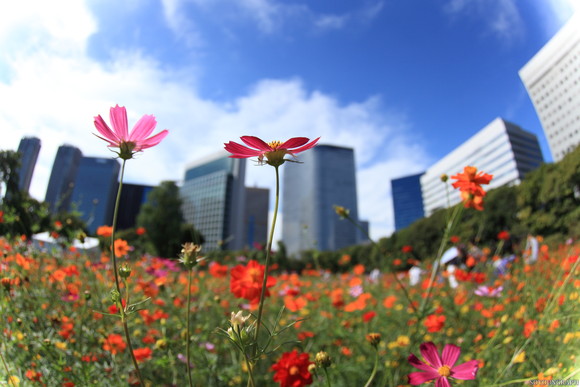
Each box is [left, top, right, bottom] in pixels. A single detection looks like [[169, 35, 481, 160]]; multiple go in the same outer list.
[[230, 260, 276, 304], [271, 350, 313, 387], [103, 333, 127, 355], [451, 166, 493, 210]]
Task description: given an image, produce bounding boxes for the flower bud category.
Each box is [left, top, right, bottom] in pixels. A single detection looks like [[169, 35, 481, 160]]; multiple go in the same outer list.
[[110, 289, 121, 303], [333, 205, 350, 219], [315, 351, 332, 369], [440, 174, 449, 182], [366, 333, 381, 348], [119, 264, 131, 279], [180, 243, 203, 269]]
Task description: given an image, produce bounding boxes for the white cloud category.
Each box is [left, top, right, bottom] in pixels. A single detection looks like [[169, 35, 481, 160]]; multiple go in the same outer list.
[[444, 0, 525, 44], [0, 0, 428, 242]]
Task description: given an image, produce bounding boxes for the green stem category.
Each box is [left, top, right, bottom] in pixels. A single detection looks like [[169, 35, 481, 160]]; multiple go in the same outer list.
[[186, 268, 193, 387], [323, 367, 332, 387], [363, 348, 379, 387], [418, 203, 464, 317], [253, 166, 280, 357], [0, 350, 14, 387], [110, 159, 144, 386]]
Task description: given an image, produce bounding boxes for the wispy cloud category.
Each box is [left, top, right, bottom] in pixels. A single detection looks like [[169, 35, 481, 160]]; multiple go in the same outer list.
[[444, 0, 525, 44], [160, 0, 384, 37]]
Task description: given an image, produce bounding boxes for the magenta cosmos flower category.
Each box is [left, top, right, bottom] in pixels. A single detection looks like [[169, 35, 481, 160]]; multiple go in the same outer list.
[[224, 136, 319, 167], [408, 342, 478, 387], [94, 105, 169, 160]]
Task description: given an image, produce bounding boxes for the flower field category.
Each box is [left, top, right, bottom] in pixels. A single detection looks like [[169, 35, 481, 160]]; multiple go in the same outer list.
[[1, 234, 579, 386]]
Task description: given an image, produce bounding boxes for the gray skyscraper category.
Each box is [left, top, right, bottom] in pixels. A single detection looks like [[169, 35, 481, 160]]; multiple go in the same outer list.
[[70, 157, 120, 234], [282, 145, 360, 256], [16, 137, 41, 194], [45, 145, 83, 213], [244, 187, 270, 248], [180, 152, 246, 251]]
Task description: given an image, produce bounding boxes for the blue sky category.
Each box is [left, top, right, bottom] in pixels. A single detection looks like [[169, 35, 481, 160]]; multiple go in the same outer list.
[[1, 0, 578, 240]]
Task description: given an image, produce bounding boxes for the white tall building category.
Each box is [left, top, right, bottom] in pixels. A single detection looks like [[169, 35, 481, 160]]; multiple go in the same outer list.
[[519, 13, 580, 162], [421, 118, 543, 216]]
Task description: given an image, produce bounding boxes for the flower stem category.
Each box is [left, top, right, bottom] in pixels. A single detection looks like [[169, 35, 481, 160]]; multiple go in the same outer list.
[[253, 166, 280, 357], [323, 367, 332, 387], [363, 347, 379, 387], [110, 159, 144, 386], [186, 268, 194, 387]]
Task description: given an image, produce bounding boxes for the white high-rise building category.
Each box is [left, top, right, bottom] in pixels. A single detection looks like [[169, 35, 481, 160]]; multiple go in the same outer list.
[[421, 118, 543, 216], [519, 13, 580, 162]]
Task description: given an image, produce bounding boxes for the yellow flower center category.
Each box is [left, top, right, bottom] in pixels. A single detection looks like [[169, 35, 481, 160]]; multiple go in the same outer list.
[[268, 140, 283, 149], [438, 365, 451, 377], [289, 366, 300, 376]]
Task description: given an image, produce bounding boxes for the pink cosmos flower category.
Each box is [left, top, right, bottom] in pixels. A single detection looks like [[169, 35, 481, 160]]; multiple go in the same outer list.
[[224, 136, 319, 167], [474, 285, 503, 297], [408, 342, 479, 386], [94, 105, 169, 160]]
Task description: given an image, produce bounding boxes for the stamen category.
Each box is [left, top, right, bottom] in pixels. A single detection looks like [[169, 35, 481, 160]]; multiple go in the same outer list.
[[268, 140, 283, 149], [437, 365, 451, 377]]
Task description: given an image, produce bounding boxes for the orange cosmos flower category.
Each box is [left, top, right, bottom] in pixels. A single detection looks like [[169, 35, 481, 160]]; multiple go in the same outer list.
[[103, 333, 127, 354], [451, 166, 493, 210], [271, 350, 313, 387], [114, 239, 131, 257], [230, 260, 276, 304], [209, 262, 228, 278], [523, 320, 537, 338], [224, 136, 319, 167], [96, 225, 113, 237]]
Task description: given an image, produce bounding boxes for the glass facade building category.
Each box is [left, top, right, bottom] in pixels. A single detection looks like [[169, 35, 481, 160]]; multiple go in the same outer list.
[[45, 145, 83, 214], [519, 13, 580, 162], [244, 187, 270, 248], [70, 157, 120, 234], [421, 118, 544, 216], [16, 137, 41, 194], [391, 172, 425, 231], [180, 152, 246, 251], [282, 145, 360, 256], [117, 183, 154, 230]]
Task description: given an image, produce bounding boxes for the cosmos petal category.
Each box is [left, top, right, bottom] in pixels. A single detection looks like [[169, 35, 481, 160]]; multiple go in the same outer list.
[[109, 105, 129, 140], [408, 354, 436, 372], [240, 136, 273, 151], [129, 114, 157, 142], [451, 360, 479, 380], [224, 141, 264, 157], [408, 370, 440, 385], [94, 115, 120, 143], [289, 137, 320, 154], [138, 129, 169, 150], [420, 342, 443, 368], [441, 344, 460, 368], [279, 137, 309, 149]]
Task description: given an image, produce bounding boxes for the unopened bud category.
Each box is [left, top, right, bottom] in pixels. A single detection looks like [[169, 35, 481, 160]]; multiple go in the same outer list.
[[333, 205, 349, 219], [315, 351, 332, 368], [119, 264, 131, 279], [440, 174, 448, 182], [366, 333, 381, 348], [110, 289, 121, 303]]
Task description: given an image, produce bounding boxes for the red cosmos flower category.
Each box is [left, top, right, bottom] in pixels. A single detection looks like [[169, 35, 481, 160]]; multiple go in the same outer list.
[[424, 314, 446, 333], [271, 349, 313, 387], [408, 342, 479, 386], [135, 227, 146, 235], [133, 347, 153, 362], [103, 333, 127, 354], [230, 260, 276, 304], [402, 245, 413, 253], [94, 105, 169, 160], [451, 166, 493, 210], [224, 136, 319, 167], [209, 262, 228, 278], [497, 231, 510, 240], [363, 310, 377, 322]]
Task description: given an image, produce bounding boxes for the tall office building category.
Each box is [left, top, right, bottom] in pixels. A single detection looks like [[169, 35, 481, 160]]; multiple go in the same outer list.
[[70, 157, 120, 234], [45, 145, 83, 214], [519, 12, 580, 162], [391, 172, 425, 231], [180, 152, 246, 251], [421, 118, 544, 216], [244, 187, 270, 248], [282, 145, 360, 256], [16, 137, 41, 194], [117, 183, 154, 230]]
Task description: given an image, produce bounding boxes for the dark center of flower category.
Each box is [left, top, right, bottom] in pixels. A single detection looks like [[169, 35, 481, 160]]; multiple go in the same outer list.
[[289, 366, 300, 376], [438, 365, 451, 377]]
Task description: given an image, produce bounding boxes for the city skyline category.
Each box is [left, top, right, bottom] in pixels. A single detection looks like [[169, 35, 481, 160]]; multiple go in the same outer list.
[[2, 0, 579, 240]]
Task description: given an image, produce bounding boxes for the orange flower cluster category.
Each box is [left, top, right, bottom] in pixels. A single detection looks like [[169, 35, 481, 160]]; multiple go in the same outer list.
[[451, 166, 493, 210], [103, 333, 127, 355], [230, 260, 276, 304]]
